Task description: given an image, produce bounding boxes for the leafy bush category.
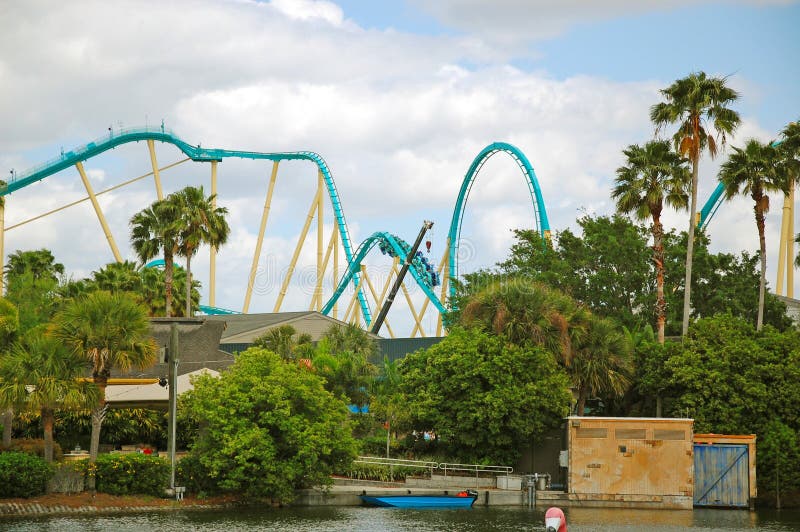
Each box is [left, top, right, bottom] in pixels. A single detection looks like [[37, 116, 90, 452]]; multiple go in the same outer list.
[[176, 453, 218, 497], [48, 461, 87, 494], [336, 462, 431, 483], [1, 438, 63, 461], [0, 451, 53, 498], [94, 453, 169, 496]]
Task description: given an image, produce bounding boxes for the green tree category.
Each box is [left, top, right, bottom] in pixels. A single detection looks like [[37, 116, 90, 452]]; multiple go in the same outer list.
[[89, 261, 143, 294], [663, 315, 800, 433], [760, 419, 800, 509], [5, 249, 64, 283], [719, 139, 790, 330], [0, 331, 99, 461], [459, 276, 585, 364], [612, 140, 690, 343], [499, 216, 655, 331], [252, 325, 311, 361], [170, 186, 230, 317], [650, 72, 741, 336], [184, 347, 357, 502], [397, 327, 571, 464], [50, 291, 156, 473], [322, 323, 378, 361], [311, 338, 377, 409], [130, 199, 181, 317], [570, 315, 633, 416], [0, 297, 18, 447]]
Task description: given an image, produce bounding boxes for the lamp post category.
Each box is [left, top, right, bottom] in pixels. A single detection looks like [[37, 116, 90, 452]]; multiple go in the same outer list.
[[168, 323, 179, 491]]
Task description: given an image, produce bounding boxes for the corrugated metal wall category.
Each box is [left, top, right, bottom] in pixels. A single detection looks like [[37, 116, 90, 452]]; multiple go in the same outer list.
[[693, 444, 750, 507]]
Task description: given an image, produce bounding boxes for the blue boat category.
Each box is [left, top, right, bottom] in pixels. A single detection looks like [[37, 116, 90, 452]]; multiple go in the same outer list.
[[360, 490, 478, 508]]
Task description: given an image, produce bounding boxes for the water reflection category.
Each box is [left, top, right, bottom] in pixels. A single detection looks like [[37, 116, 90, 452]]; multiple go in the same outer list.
[[2, 505, 799, 531]]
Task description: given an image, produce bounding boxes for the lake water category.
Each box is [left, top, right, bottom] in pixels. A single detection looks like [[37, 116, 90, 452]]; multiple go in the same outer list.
[[3, 506, 800, 531]]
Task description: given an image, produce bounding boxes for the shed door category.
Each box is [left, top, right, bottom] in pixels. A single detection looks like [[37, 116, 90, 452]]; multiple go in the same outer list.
[[693, 444, 749, 508]]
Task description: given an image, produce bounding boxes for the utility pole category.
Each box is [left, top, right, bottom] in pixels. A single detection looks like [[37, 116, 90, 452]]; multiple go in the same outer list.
[[370, 220, 433, 335]]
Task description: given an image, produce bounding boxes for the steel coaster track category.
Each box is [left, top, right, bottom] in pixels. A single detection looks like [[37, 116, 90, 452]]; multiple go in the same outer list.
[[4, 126, 371, 322], [446, 142, 550, 304]]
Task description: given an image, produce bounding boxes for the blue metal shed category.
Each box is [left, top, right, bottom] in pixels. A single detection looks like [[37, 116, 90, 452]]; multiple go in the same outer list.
[[693, 443, 751, 508]]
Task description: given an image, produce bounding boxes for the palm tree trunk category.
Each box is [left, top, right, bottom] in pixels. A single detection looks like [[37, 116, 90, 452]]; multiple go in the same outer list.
[[2, 408, 13, 447], [42, 408, 54, 463], [682, 156, 699, 336], [576, 387, 588, 416], [185, 254, 192, 317], [653, 216, 666, 344], [164, 249, 174, 318], [756, 201, 767, 331], [88, 381, 108, 491]]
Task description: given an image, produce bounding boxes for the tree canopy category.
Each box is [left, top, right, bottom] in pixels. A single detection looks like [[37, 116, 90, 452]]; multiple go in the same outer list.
[[185, 347, 357, 502]]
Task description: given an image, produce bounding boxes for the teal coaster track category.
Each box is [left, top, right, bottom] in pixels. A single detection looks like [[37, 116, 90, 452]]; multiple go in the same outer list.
[[447, 142, 550, 304], [6, 127, 557, 326], [3, 126, 372, 322]]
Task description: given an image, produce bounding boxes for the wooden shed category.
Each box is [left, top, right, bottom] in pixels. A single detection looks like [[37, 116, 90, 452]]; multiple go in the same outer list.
[[693, 433, 757, 509], [566, 417, 694, 509]]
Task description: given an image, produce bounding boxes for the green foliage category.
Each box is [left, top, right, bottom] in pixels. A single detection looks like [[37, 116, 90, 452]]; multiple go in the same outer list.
[[759, 420, 800, 500], [0, 451, 53, 498], [184, 347, 357, 502], [1, 438, 63, 461], [663, 315, 800, 435], [94, 453, 169, 496], [397, 327, 571, 464], [48, 461, 87, 494], [336, 462, 428, 483], [176, 453, 219, 496]]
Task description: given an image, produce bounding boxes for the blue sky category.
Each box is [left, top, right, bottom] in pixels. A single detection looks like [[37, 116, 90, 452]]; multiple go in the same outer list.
[[0, 0, 798, 334]]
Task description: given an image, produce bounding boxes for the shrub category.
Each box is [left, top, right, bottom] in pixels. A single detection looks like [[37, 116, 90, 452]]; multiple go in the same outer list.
[[176, 453, 218, 497], [94, 453, 169, 497], [336, 461, 431, 483], [48, 461, 87, 494], [0, 438, 63, 461], [0, 452, 53, 498]]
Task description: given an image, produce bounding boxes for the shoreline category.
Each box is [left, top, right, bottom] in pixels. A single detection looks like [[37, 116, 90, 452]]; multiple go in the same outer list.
[[0, 493, 240, 518]]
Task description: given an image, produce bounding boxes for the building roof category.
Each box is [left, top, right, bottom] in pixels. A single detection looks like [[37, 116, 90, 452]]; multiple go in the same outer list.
[[205, 311, 380, 343], [106, 368, 219, 410]]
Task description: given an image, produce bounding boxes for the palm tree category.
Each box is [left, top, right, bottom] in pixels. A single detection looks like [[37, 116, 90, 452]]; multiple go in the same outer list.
[[570, 315, 633, 416], [130, 199, 181, 317], [460, 276, 585, 365], [719, 139, 790, 330], [322, 323, 377, 360], [89, 261, 142, 293], [253, 324, 302, 360], [50, 291, 156, 471], [612, 140, 690, 343], [170, 186, 230, 317], [0, 331, 99, 461], [5, 249, 64, 283], [650, 72, 741, 336], [0, 297, 19, 447]]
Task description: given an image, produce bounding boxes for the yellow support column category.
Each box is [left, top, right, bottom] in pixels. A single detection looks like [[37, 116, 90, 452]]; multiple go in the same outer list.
[[244, 161, 279, 313], [789, 184, 795, 298], [0, 197, 4, 295], [363, 268, 394, 338], [437, 247, 450, 337], [392, 262, 425, 337], [209, 160, 218, 307], [333, 226, 339, 319], [315, 171, 324, 311], [147, 139, 164, 201], [76, 161, 122, 263], [310, 229, 337, 310], [777, 193, 791, 295], [412, 247, 449, 337], [274, 187, 322, 312]]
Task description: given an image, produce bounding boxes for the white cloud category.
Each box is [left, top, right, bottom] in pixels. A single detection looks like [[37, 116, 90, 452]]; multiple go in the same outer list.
[[0, 0, 791, 335]]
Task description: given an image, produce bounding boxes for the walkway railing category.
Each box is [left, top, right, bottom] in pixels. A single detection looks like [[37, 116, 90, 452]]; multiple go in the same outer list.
[[354, 456, 438, 477], [353, 456, 513, 486]]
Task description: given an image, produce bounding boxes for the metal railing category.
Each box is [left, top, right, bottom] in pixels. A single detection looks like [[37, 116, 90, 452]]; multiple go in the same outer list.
[[438, 462, 513, 482]]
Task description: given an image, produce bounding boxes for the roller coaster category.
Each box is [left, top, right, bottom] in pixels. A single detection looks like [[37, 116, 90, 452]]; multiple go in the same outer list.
[[1, 126, 775, 337]]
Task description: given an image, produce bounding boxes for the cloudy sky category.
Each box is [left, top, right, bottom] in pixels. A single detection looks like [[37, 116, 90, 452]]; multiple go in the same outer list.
[[1, 0, 798, 335]]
